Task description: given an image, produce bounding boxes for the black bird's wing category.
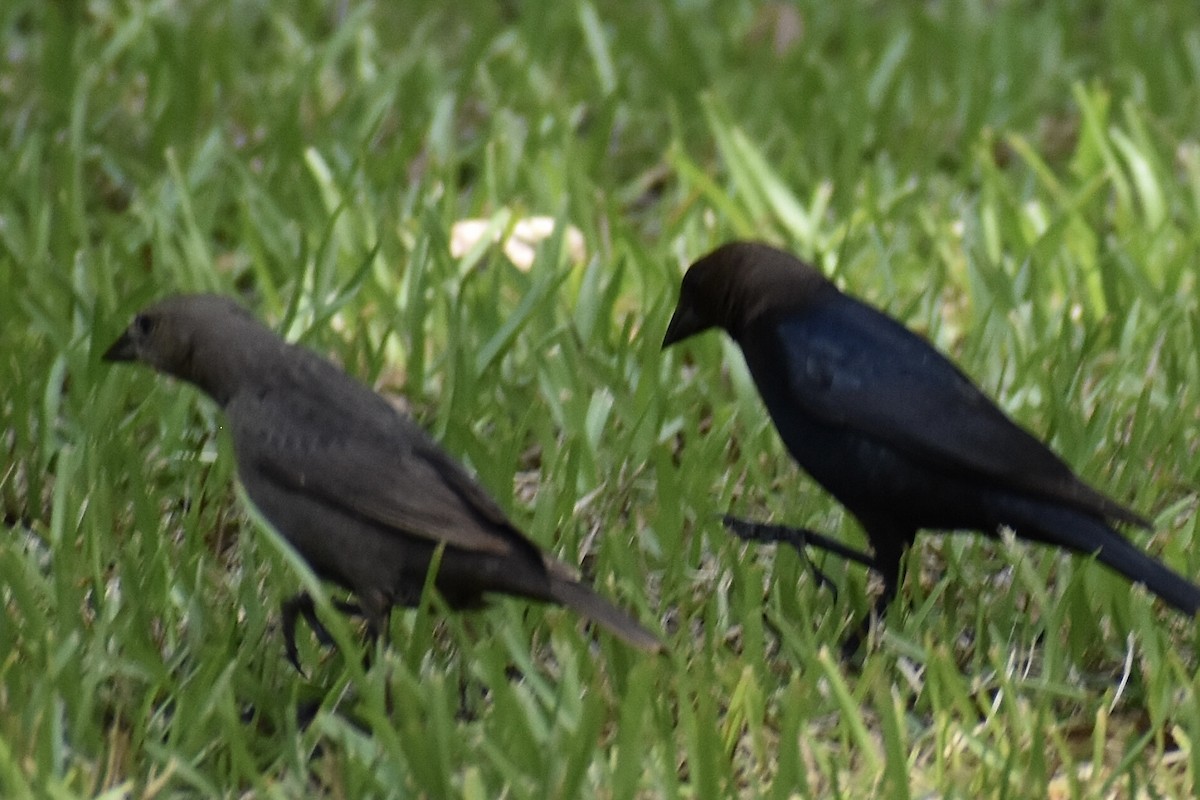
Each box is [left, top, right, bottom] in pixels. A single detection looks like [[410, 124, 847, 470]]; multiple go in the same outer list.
[[227, 350, 534, 559], [768, 296, 1146, 526]]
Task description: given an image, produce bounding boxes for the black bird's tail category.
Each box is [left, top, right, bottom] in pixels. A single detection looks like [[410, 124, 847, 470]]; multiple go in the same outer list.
[[1018, 504, 1200, 616], [547, 576, 663, 653], [1091, 530, 1200, 615]]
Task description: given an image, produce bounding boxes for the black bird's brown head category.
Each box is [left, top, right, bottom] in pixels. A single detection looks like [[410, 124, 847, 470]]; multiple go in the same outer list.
[[662, 241, 833, 347], [103, 293, 270, 406]]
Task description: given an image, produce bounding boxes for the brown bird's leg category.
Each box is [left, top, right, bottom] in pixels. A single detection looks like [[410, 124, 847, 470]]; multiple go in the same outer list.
[[356, 589, 393, 672], [281, 593, 326, 676], [280, 592, 369, 676], [722, 515, 877, 598]]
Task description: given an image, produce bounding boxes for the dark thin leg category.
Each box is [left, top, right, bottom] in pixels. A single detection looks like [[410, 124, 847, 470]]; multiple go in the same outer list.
[[281, 593, 322, 676], [840, 533, 905, 660], [280, 592, 368, 676], [356, 590, 393, 672], [722, 516, 877, 569], [332, 598, 365, 616], [722, 515, 877, 598]]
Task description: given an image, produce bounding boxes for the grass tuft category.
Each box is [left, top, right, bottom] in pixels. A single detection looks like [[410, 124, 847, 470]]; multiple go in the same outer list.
[[3, 0, 1200, 796]]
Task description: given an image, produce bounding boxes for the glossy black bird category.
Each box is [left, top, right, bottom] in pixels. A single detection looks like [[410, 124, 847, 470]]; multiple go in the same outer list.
[[104, 294, 661, 670], [663, 241, 1200, 642]]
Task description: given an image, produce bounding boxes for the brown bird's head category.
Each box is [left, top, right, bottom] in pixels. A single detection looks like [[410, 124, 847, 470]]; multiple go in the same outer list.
[[662, 241, 833, 347], [103, 293, 274, 406]]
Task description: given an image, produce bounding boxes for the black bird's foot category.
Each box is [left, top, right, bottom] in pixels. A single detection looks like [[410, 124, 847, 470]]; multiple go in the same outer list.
[[722, 515, 877, 598], [839, 616, 871, 662], [722, 515, 837, 596], [722, 515, 876, 569]]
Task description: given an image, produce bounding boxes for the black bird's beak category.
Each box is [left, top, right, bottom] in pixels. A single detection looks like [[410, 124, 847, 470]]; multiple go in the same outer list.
[[102, 330, 137, 362], [661, 302, 703, 349]]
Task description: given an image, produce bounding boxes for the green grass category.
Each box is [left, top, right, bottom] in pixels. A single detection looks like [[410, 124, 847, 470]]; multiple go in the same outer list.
[[3, 0, 1200, 796]]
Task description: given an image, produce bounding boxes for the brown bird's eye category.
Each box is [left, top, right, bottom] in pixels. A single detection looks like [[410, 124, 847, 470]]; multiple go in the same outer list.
[[135, 314, 155, 336]]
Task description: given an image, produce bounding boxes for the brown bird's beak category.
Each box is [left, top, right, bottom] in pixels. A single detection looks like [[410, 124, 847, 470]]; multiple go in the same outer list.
[[102, 330, 137, 362], [661, 302, 703, 349]]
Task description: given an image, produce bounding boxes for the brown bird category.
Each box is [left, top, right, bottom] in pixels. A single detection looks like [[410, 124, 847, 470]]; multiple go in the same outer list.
[[104, 294, 660, 670], [663, 241, 1199, 648]]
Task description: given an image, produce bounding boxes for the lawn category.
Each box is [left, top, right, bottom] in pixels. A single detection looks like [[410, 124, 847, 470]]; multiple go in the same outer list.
[[3, 1, 1200, 797]]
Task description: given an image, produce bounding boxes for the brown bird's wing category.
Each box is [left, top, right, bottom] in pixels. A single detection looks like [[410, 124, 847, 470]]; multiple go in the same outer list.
[[764, 297, 1148, 527], [226, 349, 534, 558]]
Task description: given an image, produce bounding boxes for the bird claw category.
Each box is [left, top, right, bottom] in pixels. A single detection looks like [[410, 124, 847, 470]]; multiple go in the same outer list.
[[280, 593, 315, 677], [721, 515, 877, 595], [280, 593, 372, 676], [721, 515, 837, 597]]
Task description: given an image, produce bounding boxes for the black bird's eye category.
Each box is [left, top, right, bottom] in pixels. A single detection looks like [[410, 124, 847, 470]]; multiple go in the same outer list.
[[135, 314, 155, 336]]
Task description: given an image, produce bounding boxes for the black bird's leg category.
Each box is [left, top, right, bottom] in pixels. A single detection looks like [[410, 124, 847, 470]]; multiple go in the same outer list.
[[722, 515, 877, 598], [722, 515, 877, 569], [839, 532, 905, 660]]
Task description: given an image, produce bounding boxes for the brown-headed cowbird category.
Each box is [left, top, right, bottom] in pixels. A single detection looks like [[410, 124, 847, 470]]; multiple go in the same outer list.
[[663, 241, 1200, 645], [104, 294, 660, 669]]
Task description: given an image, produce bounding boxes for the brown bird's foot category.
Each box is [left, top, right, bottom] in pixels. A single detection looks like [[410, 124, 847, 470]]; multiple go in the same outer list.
[[280, 593, 367, 676], [722, 515, 877, 598], [296, 692, 374, 741], [281, 593, 326, 676], [295, 698, 322, 731]]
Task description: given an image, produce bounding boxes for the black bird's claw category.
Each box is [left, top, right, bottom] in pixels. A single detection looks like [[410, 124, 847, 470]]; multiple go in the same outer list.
[[721, 515, 878, 590], [721, 515, 837, 597]]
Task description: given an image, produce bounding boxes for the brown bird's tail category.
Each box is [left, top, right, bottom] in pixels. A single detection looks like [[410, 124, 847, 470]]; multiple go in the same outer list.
[[546, 575, 663, 652]]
